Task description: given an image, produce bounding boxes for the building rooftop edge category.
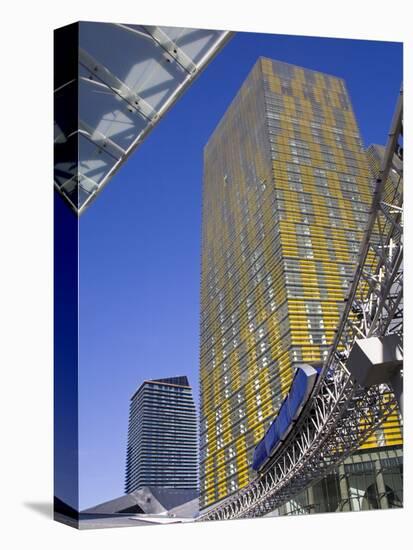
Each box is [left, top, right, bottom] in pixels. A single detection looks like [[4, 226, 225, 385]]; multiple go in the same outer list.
[[130, 376, 192, 400], [203, 56, 349, 155], [257, 55, 346, 81]]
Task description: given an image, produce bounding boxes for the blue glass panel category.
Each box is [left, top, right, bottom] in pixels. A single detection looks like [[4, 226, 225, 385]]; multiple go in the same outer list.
[[288, 369, 307, 419], [278, 401, 292, 440], [264, 418, 280, 456], [252, 440, 268, 471]]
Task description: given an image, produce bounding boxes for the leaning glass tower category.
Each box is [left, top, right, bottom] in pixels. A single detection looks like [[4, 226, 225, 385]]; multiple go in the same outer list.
[[199, 58, 402, 511]]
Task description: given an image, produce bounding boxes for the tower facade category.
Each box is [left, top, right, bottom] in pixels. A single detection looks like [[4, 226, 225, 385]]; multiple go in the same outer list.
[[125, 376, 198, 493], [199, 58, 400, 510]]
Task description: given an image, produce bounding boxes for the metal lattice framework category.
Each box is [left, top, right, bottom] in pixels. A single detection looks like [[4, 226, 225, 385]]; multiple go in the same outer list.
[[197, 90, 403, 521]]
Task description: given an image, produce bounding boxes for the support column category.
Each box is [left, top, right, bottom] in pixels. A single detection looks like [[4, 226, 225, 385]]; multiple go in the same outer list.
[[375, 459, 389, 509], [307, 485, 315, 514], [338, 464, 351, 511], [390, 369, 403, 417]]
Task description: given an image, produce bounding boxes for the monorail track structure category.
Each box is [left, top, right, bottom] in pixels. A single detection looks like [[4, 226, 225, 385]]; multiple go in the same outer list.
[[197, 90, 403, 522]]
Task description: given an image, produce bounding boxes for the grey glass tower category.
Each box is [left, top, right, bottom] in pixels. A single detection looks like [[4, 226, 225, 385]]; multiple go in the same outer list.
[[125, 376, 198, 493]]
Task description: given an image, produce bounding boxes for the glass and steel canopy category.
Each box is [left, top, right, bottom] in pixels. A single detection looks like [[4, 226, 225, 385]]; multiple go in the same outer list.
[[54, 22, 232, 214]]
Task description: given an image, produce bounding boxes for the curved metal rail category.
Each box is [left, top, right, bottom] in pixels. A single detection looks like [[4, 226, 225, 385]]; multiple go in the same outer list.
[[197, 90, 403, 521]]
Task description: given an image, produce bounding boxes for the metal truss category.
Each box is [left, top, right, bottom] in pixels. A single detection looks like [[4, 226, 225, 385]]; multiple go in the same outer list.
[[197, 90, 403, 522]]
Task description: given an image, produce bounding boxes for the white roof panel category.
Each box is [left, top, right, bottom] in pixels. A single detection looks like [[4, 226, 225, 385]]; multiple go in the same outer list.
[[54, 22, 232, 214]]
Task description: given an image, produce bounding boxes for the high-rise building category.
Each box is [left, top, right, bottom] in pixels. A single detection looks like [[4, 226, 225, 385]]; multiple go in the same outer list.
[[199, 58, 402, 510], [125, 376, 198, 493]]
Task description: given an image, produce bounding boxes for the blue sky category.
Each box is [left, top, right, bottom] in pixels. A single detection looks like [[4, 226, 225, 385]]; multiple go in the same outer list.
[[78, 30, 402, 509]]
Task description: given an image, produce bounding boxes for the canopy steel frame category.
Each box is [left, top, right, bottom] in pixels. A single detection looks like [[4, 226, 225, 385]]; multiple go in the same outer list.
[[54, 24, 233, 214]]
